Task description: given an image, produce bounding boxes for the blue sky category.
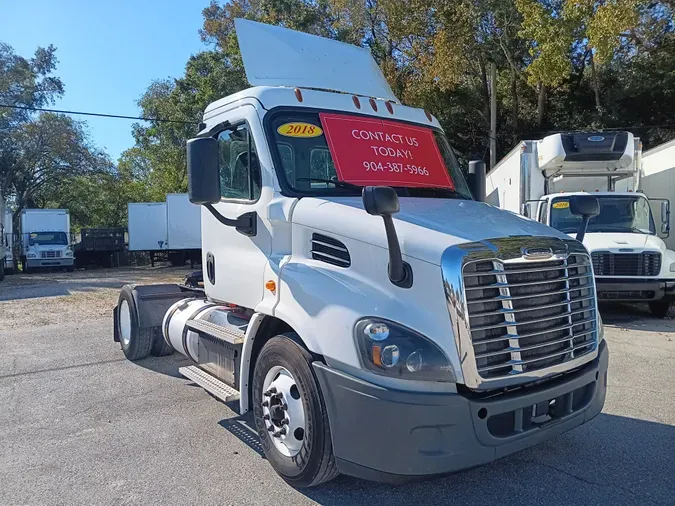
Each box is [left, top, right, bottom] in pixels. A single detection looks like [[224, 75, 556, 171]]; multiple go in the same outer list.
[[1, 0, 208, 162]]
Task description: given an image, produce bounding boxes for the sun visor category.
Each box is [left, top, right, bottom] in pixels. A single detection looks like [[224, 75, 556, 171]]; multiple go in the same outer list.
[[234, 18, 398, 102]]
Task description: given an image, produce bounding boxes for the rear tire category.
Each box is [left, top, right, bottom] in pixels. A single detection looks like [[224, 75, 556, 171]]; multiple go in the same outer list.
[[117, 286, 153, 360], [252, 334, 339, 488], [649, 301, 675, 319], [150, 327, 174, 356], [0, 265, 4, 282]]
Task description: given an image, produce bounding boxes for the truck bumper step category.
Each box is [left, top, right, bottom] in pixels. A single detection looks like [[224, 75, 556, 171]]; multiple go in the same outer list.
[[179, 365, 240, 403]]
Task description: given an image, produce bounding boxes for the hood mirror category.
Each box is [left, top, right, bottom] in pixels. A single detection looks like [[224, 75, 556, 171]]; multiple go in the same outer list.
[[362, 186, 412, 288], [569, 195, 600, 243]]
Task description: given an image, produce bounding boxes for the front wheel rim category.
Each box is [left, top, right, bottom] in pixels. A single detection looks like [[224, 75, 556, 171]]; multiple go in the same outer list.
[[261, 365, 306, 458]]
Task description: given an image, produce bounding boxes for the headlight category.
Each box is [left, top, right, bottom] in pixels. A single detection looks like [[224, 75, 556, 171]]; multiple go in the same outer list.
[[65, 250, 73, 257], [354, 318, 455, 382], [27, 253, 37, 258], [597, 312, 604, 343], [670, 262, 675, 272]]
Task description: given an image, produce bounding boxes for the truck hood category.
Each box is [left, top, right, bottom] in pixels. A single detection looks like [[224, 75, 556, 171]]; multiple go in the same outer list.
[[293, 197, 570, 265], [574, 232, 665, 253]]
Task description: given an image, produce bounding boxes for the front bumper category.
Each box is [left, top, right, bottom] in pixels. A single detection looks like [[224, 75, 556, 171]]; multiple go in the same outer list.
[[26, 258, 74, 268], [314, 340, 608, 483], [595, 278, 675, 301]]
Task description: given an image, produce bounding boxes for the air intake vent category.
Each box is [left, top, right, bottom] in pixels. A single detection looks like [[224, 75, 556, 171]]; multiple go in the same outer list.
[[311, 234, 351, 268]]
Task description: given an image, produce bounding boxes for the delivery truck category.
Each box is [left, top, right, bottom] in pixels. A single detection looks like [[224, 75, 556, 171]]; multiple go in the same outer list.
[[486, 132, 675, 317], [20, 208, 73, 273], [3, 208, 14, 276], [620, 137, 675, 251], [112, 19, 608, 487], [0, 197, 7, 280]]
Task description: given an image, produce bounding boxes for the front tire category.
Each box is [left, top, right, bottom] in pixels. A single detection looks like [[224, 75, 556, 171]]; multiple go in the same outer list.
[[252, 334, 338, 488], [117, 286, 153, 360], [649, 300, 675, 318]]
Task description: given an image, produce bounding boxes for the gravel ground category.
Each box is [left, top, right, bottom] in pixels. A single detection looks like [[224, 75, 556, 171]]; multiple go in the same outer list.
[[0, 268, 674, 505]]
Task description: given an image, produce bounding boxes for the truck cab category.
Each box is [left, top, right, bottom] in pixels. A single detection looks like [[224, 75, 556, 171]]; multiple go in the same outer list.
[[113, 19, 608, 487], [533, 191, 675, 315]]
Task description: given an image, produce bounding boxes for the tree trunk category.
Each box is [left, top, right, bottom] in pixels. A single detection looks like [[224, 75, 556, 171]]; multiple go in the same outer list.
[[510, 68, 519, 131], [537, 82, 547, 127], [479, 57, 490, 124], [589, 52, 602, 115]]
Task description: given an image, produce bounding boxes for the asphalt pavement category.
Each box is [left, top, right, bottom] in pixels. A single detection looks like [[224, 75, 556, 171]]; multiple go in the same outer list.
[[1, 304, 674, 505]]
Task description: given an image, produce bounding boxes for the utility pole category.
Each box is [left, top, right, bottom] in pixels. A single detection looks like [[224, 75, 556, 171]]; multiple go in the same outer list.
[[489, 62, 497, 169]]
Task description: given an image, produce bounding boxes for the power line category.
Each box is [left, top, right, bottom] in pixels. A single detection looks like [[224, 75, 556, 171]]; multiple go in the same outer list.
[[0, 104, 197, 125]]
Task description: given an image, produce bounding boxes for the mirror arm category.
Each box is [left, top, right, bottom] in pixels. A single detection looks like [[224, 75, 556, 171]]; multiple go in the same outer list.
[[381, 215, 413, 288], [576, 216, 590, 243], [204, 204, 257, 236]]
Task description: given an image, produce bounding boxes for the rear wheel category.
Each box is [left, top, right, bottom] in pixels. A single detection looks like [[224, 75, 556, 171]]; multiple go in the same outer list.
[[649, 301, 675, 319], [252, 334, 338, 488], [117, 286, 153, 360]]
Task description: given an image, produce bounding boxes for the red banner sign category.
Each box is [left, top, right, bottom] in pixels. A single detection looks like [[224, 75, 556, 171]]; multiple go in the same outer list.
[[319, 113, 454, 189]]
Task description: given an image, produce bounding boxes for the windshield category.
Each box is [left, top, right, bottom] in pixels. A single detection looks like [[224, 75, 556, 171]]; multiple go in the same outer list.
[[28, 232, 68, 246], [550, 196, 656, 235], [268, 109, 472, 199]]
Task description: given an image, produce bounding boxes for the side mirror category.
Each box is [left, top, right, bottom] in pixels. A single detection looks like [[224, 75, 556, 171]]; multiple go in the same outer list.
[[467, 160, 486, 202], [362, 186, 400, 216], [661, 200, 670, 232], [187, 137, 221, 205], [362, 186, 412, 288], [569, 195, 600, 243]]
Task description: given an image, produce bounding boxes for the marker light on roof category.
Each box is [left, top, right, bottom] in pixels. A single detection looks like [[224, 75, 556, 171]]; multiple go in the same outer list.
[[385, 101, 394, 114], [425, 110, 432, 121], [294, 88, 303, 102], [352, 96, 361, 109], [369, 98, 378, 111]]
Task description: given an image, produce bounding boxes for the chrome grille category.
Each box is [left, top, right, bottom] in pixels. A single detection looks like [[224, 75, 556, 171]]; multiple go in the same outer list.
[[41, 250, 62, 258], [462, 254, 597, 380], [592, 251, 661, 276]]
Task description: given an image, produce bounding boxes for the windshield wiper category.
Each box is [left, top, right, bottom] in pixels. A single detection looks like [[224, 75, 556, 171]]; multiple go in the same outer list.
[[296, 177, 362, 191]]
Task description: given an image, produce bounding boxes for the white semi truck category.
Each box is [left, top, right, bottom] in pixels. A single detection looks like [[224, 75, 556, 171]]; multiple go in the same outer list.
[[20, 208, 74, 273], [113, 20, 608, 487], [487, 131, 675, 318]]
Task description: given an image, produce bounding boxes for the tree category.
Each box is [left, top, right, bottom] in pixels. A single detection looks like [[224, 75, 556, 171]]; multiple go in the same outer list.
[[130, 51, 248, 197], [0, 43, 64, 199]]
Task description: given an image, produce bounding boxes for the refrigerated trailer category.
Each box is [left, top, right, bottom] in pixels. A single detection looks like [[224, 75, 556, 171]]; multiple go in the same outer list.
[[486, 132, 675, 317], [112, 19, 608, 488], [127, 195, 201, 266]]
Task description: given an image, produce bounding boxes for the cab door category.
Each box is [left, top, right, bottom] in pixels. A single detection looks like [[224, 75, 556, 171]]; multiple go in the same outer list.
[[201, 105, 272, 309]]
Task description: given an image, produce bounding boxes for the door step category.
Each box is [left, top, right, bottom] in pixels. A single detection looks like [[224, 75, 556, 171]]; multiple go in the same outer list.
[[186, 318, 245, 345], [179, 365, 240, 403]]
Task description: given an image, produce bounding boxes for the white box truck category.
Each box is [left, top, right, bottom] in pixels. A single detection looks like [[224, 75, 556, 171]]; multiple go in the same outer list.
[[0, 197, 7, 281], [622, 138, 675, 251], [112, 20, 608, 487], [486, 132, 675, 317], [128, 197, 201, 266], [3, 208, 14, 276], [20, 209, 73, 272]]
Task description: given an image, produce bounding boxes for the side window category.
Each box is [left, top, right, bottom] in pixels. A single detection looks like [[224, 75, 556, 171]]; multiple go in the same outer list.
[[217, 124, 261, 201], [538, 200, 549, 224]]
